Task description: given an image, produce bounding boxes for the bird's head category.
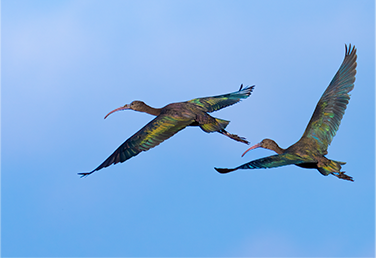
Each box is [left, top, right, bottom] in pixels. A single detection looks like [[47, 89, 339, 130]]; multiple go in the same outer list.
[[104, 100, 146, 119], [241, 138, 280, 157]]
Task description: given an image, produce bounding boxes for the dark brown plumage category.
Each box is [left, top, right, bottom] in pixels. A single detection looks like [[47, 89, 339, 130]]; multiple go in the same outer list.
[[79, 85, 254, 177], [215, 45, 357, 182]]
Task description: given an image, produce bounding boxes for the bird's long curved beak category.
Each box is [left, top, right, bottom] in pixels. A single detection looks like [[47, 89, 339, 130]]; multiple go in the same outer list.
[[241, 142, 261, 157], [104, 104, 131, 119]]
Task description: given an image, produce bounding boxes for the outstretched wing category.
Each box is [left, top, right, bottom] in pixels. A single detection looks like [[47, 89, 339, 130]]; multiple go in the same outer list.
[[79, 114, 192, 177], [215, 153, 306, 173], [188, 85, 254, 113], [300, 44, 357, 152]]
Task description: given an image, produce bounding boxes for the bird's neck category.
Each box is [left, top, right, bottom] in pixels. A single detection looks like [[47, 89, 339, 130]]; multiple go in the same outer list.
[[269, 141, 285, 154], [137, 103, 161, 116]]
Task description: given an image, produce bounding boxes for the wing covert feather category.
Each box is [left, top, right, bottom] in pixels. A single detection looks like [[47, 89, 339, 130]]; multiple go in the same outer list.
[[236, 154, 307, 170], [90, 114, 192, 173]]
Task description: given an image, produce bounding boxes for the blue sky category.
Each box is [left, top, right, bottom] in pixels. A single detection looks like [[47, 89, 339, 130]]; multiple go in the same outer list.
[[2, 0, 375, 257]]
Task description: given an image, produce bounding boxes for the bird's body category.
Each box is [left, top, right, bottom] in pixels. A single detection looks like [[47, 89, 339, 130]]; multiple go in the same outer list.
[[79, 85, 254, 177], [215, 45, 357, 181]]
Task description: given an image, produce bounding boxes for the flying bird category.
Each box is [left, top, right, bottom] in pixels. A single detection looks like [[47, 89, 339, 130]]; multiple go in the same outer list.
[[79, 85, 254, 177], [215, 45, 357, 181]]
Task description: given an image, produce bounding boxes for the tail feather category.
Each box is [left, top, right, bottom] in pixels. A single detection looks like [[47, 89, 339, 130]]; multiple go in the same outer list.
[[199, 118, 229, 133], [318, 159, 353, 181]]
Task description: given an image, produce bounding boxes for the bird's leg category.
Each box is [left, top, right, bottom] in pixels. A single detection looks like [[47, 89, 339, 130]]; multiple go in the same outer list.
[[219, 129, 249, 144], [332, 171, 354, 182]]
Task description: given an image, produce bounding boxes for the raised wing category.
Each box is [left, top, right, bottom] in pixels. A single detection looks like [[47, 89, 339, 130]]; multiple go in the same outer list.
[[300, 44, 357, 151], [188, 85, 254, 113], [79, 114, 192, 177], [215, 153, 306, 173]]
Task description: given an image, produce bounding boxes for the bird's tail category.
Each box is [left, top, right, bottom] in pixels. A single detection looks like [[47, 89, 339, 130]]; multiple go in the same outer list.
[[199, 118, 229, 132], [318, 160, 353, 181], [318, 159, 346, 175]]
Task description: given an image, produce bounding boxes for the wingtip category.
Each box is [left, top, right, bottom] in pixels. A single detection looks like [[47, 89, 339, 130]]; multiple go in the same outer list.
[[77, 172, 93, 178], [239, 84, 255, 96], [345, 43, 356, 56], [214, 167, 238, 173]]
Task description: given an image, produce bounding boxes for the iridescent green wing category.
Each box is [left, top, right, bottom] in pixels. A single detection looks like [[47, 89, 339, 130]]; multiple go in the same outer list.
[[81, 114, 192, 176], [300, 45, 357, 152], [188, 85, 254, 113], [215, 153, 307, 173], [236, 154, 307, 170]]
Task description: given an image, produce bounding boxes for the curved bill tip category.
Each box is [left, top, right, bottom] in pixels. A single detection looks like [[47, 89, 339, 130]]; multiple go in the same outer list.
[[104, 105, 130, 119], [241, 142, 261, 157]]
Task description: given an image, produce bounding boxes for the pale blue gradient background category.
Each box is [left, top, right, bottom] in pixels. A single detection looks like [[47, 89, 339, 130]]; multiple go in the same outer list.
[[2, 0, 375, 257]]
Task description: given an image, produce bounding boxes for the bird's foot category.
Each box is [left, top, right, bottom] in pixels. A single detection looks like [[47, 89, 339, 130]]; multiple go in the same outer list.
[[221, 130, 249, 144], [332, 171, 354, 182], [232, 135, 249, 145]]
